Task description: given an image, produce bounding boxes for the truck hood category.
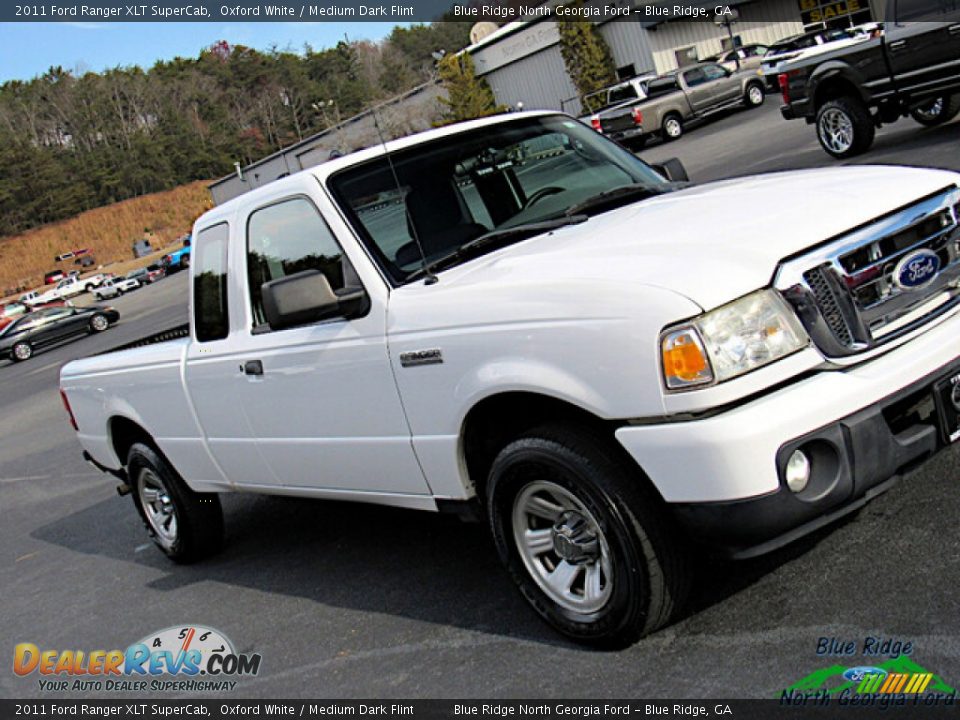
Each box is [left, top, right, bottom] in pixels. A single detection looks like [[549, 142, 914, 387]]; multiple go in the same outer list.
[[441, 165, 960, 311]]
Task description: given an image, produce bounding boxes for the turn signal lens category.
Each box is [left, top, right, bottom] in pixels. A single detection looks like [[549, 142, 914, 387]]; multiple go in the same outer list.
[[661, 328, 713, 389]]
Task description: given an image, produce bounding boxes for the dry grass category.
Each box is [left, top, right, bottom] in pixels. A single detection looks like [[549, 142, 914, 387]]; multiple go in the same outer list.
[[0, 181, 213, 298]]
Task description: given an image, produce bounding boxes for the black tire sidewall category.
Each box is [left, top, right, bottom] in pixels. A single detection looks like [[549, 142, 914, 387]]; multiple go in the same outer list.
[[90, 314, 108, 332], [11, 342, 31, 362], [662, 115, 682, 140], [746, 83, 764, 107], [816, 97, 874, 159], [127, 442, 223, 563], [487, 436, 651, 645]]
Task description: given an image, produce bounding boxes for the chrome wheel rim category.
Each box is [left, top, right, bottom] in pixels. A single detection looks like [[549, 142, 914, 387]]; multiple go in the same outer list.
[[818, 108, 854, 154], [13, 344, 30, 360], [512, 480, 613, 614], [915, 97, 944, 121], [137, 468, 178, 549], [91, 315, 108, 331], [665, 118, 681, 138], [749, 86, 764, 105]]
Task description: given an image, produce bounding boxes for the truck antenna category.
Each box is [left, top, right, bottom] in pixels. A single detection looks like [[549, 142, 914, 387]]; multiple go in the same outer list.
[[371, 106, 438, 285]]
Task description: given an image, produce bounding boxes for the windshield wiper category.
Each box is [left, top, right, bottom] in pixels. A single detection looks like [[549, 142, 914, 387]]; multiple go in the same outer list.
[[563, 182, 687, 218], [407, 214, 589, 279]]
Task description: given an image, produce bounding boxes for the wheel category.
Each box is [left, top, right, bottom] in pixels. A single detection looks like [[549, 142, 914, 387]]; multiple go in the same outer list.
[[11, 342, 32, 362], [816, 96, 875, 158], [181, 255, 190, 269], [910, 95, 960, 126], [661, 114, 683, 141], [127, 442, 224, 563], [745, 82, 765, 108], [486, 424, 689, 647], [89, 313, 109, 333]]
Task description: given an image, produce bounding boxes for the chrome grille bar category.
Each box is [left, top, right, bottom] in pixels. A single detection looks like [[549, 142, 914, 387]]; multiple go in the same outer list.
[[775, 186, 960, 358]]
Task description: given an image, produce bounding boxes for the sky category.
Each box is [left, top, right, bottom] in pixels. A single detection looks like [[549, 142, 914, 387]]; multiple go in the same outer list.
[[0, 22, 404, 83]]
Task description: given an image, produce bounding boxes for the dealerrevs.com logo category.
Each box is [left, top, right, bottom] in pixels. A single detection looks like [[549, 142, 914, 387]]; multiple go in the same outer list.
[[14, 625, 262, 693]]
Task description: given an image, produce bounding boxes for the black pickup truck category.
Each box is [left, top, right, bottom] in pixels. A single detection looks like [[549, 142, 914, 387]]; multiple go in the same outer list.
[[779, 0, 960, 158]]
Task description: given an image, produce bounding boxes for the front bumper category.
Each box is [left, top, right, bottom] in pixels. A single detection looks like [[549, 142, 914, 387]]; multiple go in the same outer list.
[[615, 308, 960, 557]]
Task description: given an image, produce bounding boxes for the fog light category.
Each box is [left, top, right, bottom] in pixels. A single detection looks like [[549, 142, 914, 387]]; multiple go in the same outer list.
[[785, 449, 811, 493]]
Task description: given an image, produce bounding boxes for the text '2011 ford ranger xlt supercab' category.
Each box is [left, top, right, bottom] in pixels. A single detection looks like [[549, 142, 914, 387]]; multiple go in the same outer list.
[[61, 111, 960, 646]]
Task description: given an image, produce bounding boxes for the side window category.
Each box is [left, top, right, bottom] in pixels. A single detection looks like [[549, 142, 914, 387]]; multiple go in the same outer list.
[[193, 223, 230, 343], [246, 197, 350, 329], [702, 65, 727, 81], [683, 68, 707, 87]]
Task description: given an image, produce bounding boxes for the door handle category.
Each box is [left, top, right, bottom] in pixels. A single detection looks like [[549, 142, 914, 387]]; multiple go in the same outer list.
[[242, 360, 264, 376], [888, 40, 907, 51]]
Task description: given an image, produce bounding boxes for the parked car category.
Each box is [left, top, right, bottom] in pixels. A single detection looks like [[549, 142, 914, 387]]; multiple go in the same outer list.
[[2, 305, 118, 362], [94, 277, 138, 300], [779, 2, 959, 157], [162, 242, 192, 274], [581, 74, 658, 146], [146, 263, 166, 283], [599, 62, 765, 145], [43, 270, 64, 285], [35, 274, 107, 304], [0, 299, 69, 331], [61, 111, 960, 646], [18, 291, 41, 306], [710, 44, 769, 73]]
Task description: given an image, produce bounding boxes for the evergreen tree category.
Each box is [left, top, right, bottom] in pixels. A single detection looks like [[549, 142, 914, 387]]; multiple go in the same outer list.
[[436, 53, 505, 125], [557, 3, 617, 112]]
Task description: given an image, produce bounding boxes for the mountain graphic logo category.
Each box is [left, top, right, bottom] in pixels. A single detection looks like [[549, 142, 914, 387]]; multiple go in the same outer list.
[[783, 656, 955, 698]]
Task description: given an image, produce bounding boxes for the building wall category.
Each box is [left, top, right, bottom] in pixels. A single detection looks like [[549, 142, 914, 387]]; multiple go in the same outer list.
[[647, 0, 804, 74], [473, 19, 658, 117]]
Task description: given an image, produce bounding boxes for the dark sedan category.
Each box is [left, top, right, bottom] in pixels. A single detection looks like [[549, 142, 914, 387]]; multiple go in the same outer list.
[[0, 305, 119, 362]]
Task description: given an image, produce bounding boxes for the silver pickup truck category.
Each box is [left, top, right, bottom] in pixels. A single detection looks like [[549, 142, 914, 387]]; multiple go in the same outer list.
[[597, 62, 766, 146]]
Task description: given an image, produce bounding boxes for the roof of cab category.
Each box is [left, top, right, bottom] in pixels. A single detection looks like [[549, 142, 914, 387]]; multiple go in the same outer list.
[[195, 110, 563, 228]]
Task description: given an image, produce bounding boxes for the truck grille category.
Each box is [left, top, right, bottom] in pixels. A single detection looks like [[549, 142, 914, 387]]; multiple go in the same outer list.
[[776, 187, 960, 358]]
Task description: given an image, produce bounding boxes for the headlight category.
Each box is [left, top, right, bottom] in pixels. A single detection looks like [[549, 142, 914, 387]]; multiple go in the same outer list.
[[661, 289, 809, 390]]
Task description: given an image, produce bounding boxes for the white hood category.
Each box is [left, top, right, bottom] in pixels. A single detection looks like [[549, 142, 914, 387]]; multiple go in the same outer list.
[[440, 165, 960, 311]]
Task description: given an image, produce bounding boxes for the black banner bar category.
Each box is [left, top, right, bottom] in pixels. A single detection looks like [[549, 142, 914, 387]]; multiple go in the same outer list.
[[2, 699, 960, 719]]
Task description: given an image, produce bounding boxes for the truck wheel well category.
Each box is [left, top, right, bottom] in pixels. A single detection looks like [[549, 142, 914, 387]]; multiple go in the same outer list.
[[814, 77, 863, 111], [109, 417, 154, 467], [461, 393, 627, 505]]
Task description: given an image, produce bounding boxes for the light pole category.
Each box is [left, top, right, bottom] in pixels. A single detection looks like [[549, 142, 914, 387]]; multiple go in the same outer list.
[[714, 8, 741, 70]]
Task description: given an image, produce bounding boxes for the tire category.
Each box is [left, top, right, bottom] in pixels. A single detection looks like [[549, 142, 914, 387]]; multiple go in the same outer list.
[[11, 342, 32, 362], [127, 442, 224, 563], [910, 95, 960, 126], [815, 96, 875, 159], [89, 313, 109, 333], [180, 255, 190, 269], [745, 82, 765, 108], [661, 114, 683, 141], [486, 424, 689, 648]]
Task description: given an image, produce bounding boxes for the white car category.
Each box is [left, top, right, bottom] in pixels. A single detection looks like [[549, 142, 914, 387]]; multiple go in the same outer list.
[[61, 112, 960, 646], [36, 274, 106, 304], [94, 277, 140, 300]]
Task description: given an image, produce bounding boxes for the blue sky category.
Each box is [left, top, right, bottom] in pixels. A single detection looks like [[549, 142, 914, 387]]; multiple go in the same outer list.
[[0, 22, 403, 83]]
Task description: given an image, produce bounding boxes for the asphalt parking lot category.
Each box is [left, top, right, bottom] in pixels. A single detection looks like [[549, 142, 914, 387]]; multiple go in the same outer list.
[[2, 102, 960, 700]]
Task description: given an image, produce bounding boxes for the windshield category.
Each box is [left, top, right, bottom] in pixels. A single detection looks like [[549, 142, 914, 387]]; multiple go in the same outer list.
[[327, 115, 667, 284]]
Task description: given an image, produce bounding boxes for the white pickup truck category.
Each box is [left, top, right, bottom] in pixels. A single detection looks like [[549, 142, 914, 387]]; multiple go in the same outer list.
[[37, 273, 106, 303], [61, 112, 960, 646]]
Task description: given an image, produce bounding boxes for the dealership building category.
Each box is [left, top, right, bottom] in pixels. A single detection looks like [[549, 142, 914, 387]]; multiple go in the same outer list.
[[468, 0, 885, 116]]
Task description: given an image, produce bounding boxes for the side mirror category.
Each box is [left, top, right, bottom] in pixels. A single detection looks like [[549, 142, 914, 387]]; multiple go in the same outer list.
[[262, 269, 369, 331], [651, 158, 689, 183]]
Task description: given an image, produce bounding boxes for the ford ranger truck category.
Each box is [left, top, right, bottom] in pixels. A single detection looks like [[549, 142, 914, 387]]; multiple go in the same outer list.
[[778, 0, 960, 158], [60, 111, 960, 647]]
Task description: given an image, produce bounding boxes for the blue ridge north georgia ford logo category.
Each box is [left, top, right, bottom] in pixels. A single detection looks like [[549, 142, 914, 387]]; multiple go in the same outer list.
[[893, 249, 941, 290]]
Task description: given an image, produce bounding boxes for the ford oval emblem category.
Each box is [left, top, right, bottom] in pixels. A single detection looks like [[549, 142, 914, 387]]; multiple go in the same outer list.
[[893, 249, 941, 290], [843, 666, 887, 683]]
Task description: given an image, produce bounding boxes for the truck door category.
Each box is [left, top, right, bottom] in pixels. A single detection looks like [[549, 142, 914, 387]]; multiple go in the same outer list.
[[184, 222, 276, 488], [225, 192, 429, 497], [884, 2, 960, 97], [702, 63, 742, 106], [680, 67, 715, 114]]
